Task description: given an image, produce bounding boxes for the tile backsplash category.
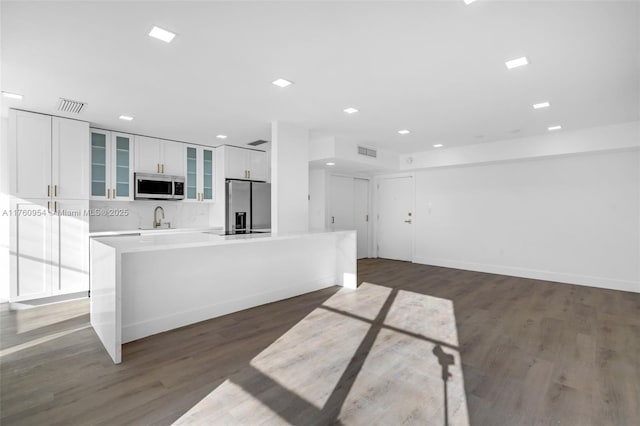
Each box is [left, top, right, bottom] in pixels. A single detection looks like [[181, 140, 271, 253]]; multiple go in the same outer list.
[[89, 200, 215, 232]]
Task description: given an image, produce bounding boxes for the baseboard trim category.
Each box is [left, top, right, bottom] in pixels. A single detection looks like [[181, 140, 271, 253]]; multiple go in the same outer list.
[[412, 256, 640, 294], [122, 276, 337, 343]]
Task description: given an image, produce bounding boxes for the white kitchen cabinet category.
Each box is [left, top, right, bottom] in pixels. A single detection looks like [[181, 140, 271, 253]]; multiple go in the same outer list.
[[9, 110, 51, 199], [134, 136, 184, 176], [51, 200, 90, 295], [248, 149, 268, 181], [134, 136, 162, 174], [91, 129, 134, 200], [9, 198, 90, 301], [9, 199, 53, 301], [162, 140, 185, 176], [9, 110, 89, 200], [8, 109, 90, 302], [222, 145, 268, 181], [185, 145, 215, 203], [53, 117, 90, 199]]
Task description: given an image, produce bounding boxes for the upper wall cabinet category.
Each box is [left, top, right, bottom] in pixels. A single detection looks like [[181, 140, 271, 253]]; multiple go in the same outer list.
[[184, 145, 215, 203], [91, 129, 134, 201], [221, 145, 268, 181], [135, 136, 185, 176], [9, 109, 89, 200]]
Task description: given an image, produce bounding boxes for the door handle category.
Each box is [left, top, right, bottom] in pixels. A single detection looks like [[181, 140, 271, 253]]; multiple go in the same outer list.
[[404, 219, 412, 224]]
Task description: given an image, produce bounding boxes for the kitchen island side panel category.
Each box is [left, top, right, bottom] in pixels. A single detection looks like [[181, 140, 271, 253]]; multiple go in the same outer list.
[[119, 232, 345, 343], [89, 239, 121, 363]]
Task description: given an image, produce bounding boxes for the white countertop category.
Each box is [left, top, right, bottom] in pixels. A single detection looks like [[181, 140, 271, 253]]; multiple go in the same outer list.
[[89, 226, 223, 237], [91, 229, 355, 253]]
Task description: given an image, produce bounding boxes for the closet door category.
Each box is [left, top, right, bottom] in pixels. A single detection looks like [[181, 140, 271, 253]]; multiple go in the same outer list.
[[354, 178, 370, 259], [329, 175, 355, 231]]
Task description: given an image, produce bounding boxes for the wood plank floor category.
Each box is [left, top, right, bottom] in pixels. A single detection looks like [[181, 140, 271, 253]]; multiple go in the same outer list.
[[1, 259, 639, 425]]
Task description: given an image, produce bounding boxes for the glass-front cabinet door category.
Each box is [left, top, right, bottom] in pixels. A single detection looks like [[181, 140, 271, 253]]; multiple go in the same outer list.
[[91, 130, 109, 199], [202, 148, 213, 201], [186, 146, 198, 201], [185, 145, 214, 203], [90, 129, 134, 201], [112, 133, 133, 200]]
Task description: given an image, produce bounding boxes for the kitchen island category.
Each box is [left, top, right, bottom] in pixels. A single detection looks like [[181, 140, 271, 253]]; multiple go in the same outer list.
[[90, 230, 356, 363]]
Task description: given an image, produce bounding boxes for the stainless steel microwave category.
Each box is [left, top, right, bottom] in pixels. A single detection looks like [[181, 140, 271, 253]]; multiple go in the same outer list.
[[134, 173, 185, 200]]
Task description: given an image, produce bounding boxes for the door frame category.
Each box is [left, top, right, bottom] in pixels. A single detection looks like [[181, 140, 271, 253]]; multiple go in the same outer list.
[[372, 173, 415, 261], [326, 172, 373, 258]]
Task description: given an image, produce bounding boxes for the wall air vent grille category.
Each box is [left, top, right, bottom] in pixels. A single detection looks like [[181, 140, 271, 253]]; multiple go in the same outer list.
[[248, 139, 268, 146], [57, 98, 86, 114], [357, 146, 377, 158]]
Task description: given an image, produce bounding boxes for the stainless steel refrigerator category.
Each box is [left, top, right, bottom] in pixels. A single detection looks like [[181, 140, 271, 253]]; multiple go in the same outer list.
[[225, 180, 271, 234]]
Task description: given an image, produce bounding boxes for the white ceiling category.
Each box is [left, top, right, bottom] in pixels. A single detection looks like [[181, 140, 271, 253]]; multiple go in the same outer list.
[[2, 1, 638, 154]]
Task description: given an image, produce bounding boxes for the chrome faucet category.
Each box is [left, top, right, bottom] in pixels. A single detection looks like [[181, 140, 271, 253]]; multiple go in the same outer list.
[[153, 206, 165, 229]]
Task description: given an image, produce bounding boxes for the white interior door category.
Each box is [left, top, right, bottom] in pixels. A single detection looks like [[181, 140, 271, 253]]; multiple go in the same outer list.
[[354, 178, 369, 259], [377, 176, 413, 261], [329, 175, 355, 231]]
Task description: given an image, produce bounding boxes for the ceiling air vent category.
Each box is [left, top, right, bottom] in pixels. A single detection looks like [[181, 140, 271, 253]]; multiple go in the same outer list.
[[57, 98, 86, 114], [248, 139, 268, 147], [357, 146, 377, 158]]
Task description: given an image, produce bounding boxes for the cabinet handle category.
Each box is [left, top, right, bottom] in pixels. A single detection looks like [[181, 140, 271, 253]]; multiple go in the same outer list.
[[248, 170, 251, 179], [162, 164, 165, 174], [48, 201, 51, 212], [54, 201, 57, 213], [331, 216, 335, 224], [112, 189, 115, 199], [106, 188, 110, 199], [47, 185, 50, 197], [54, 185, 58, 197], [157, 163, 160, 173]]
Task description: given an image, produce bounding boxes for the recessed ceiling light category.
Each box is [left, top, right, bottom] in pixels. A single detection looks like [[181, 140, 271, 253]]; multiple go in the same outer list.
[[216, 134, 228, 139], [2, 91, 23, 100], [548, 125, 562, 131], [533, 101, 551, 109], [505, 56, 529, 69], [119, 115, 133, 121], [464, 0, 477, 5], [326, 162, 335, 166], [344, 107, 359, 114], [148, 26, 176, 43], [398, 129, 410, 135], [433, 144, 444, 148], [272, 78, 293, 88]]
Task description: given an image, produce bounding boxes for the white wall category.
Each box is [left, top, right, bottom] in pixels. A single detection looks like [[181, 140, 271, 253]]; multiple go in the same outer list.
[[308, 168, 327, 230], [401, 121, 639, 171], [271, 122, 309, 233], [412, 149, 640, 293], [89, 200, 212, 232]]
